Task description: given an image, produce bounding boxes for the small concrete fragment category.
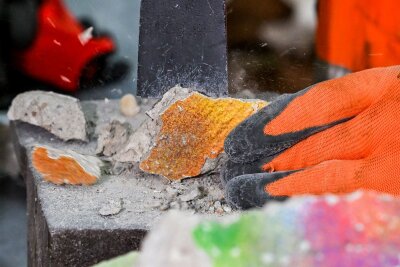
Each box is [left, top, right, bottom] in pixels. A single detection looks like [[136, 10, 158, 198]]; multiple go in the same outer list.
[[8, 91, 86, 141], [179, 187, 203, 202], [99, 199, 123, 216], [120, 94, 141, 117], [96, 121, 132, 157], [139, 88, 267, 180], [32, 145, 103, 185]]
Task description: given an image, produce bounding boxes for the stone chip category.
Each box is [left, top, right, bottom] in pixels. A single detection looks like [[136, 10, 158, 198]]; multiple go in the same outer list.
[[96, 121, 132, 157], [8, 91, 87, 141], [179, 187, 203, 202], [32, 145, 103, 185], [99, 199, 123, 216]]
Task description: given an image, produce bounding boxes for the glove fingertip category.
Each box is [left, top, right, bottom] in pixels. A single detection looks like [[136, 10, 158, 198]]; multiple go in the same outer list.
[[225, 173, 289, 210], [220, 158, 266, 186]]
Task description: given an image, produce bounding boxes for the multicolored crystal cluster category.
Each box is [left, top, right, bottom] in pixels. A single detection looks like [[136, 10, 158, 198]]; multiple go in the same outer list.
[[193, 192, 400, 267]]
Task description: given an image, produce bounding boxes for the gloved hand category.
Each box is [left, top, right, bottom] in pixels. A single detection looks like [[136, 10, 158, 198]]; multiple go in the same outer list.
[[223, 66, 400, 209]]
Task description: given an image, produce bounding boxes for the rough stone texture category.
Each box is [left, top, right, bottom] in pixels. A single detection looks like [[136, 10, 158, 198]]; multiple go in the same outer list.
[[99, 199, 124, 216], [8, 91, 87, 141], [12, 99, 229, 267], [96, 121, 132, 157], [105, 86, 267, 180], [179, 187, 203, 202], [137, 191, 400, 267], [24, 165, 146, 267]]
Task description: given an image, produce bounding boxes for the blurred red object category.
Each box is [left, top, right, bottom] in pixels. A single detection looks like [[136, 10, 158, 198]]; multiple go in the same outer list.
[[13, 0, 115, 91]]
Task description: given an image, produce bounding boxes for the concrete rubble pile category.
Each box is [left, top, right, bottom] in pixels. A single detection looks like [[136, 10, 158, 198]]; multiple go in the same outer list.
[[7, 88, 266, 214]]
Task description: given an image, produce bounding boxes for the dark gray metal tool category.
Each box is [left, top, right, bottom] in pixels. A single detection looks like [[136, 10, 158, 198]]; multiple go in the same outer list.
[[137, 0, 228, 98]]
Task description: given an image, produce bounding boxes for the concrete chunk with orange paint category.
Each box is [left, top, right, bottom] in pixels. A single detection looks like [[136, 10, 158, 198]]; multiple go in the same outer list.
[[32, 145, 103, 185], [138, 88, 267, 180]]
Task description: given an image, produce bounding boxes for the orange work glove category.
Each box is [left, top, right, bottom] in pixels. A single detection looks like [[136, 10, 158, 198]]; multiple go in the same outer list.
[[223, 66, 400, 209], [317, 0, 400, 71]]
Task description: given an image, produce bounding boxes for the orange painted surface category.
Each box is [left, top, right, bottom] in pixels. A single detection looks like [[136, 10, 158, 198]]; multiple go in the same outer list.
[[32, 146, 97, 185], [140, 93, 267, 180]]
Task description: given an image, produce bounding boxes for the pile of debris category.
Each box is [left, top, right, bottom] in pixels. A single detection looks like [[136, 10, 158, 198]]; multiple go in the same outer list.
[[122, 164, 232, 214], [8, 87, 267, 213]]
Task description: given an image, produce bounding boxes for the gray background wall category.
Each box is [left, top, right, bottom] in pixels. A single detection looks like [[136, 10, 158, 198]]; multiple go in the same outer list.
[[67, 0, 141, 100]]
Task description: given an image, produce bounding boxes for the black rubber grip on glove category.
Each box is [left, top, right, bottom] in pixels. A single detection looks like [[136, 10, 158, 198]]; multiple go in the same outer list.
[[224, 86, 351, 164], [225, 171, 294, 209]]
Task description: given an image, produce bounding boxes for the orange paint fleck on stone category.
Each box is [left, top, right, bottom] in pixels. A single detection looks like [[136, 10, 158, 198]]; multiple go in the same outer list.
[[32, 146, 99, 185], [140, 93, 267, 180]]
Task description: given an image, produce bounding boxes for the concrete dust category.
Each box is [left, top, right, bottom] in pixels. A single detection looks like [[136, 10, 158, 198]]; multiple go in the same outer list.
[[113, 163, 230, 215]]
